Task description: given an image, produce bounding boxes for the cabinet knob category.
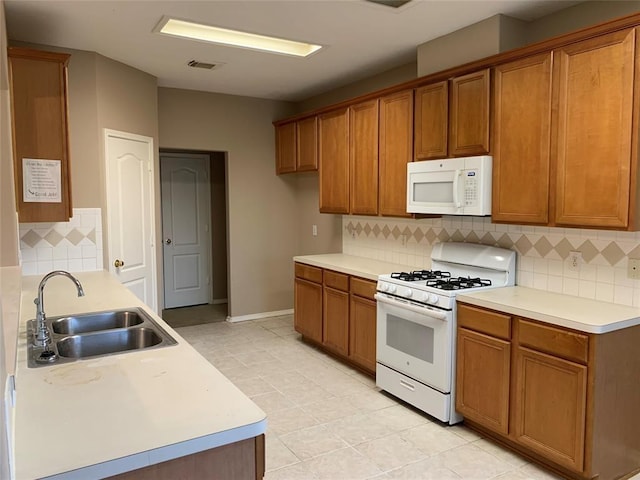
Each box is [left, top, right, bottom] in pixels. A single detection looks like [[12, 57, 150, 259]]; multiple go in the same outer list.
[[114, 259, 125, 268]]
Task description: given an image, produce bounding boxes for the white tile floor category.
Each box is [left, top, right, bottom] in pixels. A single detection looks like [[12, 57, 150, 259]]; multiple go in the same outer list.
[[176, 315, 566, 480]]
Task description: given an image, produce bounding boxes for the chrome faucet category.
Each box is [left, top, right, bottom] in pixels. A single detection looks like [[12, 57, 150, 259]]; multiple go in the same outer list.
[[33, 270, 85, 348]]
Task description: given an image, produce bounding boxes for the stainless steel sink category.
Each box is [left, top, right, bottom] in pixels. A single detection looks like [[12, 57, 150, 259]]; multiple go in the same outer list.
[[27, 307, 177, 367], [56, 328, 163, 358], [51, 310, 144, 334]]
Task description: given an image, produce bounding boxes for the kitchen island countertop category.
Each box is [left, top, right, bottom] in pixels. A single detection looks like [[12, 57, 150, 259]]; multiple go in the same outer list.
[[457, 286, 640, 334], [13, 270, 266, 480]]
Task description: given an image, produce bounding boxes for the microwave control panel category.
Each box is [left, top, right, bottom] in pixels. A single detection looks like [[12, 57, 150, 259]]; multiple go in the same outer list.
[[464, 171, 478, 206]]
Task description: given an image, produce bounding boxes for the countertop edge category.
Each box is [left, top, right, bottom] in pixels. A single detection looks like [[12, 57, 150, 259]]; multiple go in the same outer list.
[[42, 419, 268, 480], [293, 254, 417, 281], [457, 288, 640, 334]]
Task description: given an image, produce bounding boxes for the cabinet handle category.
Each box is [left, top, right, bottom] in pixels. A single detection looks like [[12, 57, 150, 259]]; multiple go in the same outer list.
[[114, 259, 125, 268]]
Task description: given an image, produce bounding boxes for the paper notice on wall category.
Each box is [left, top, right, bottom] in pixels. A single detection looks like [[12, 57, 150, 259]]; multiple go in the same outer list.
[[22, 158, 62, 203]]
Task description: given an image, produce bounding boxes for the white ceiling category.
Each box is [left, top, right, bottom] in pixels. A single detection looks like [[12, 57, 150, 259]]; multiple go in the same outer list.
[[5, 0, 578, 102]]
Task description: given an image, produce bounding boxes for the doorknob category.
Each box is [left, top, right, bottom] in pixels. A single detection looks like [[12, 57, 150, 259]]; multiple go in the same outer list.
[[114, 259, 125, 268], [165, 238, 172, 245]]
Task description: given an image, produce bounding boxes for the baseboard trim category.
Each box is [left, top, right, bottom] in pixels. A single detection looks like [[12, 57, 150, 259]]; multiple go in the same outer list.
[[211, 298, 228, 305], [226, 309, 294, 323]]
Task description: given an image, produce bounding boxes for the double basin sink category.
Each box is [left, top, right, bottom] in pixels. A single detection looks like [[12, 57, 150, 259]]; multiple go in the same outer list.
[[27, 308, 177, 368]]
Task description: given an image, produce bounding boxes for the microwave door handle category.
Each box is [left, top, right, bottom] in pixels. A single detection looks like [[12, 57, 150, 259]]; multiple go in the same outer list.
[[453, 169, 462, 209]]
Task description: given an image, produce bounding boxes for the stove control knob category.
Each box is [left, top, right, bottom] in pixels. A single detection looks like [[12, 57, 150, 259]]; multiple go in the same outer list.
[[388, 284, 397, 294], [428, 294, 439, 305], [379, 282, 388, 292], [405, 288, 413, 298]]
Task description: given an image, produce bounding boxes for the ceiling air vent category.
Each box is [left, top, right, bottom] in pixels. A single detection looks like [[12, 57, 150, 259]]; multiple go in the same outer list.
[[187, 60, 220, 70], [365, 0, 413, 8]]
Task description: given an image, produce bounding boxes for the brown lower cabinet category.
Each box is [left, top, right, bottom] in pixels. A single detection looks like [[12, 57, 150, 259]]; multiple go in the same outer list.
[[294, 263, 323, 344], [456, 302, 640, 480], [294, 262, 377, 374], [107, 435, 265, 480]]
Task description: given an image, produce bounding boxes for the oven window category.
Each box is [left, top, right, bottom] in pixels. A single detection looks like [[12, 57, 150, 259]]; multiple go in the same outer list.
[[386, 314, 434, 363]]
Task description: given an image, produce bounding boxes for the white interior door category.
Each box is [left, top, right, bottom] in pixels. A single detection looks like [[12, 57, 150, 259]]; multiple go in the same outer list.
[[104, 129, 157, 312], [161, 153, 211, 308]]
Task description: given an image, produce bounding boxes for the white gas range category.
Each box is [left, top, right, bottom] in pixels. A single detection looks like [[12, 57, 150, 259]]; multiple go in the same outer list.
[[375, 242, 516, 424]]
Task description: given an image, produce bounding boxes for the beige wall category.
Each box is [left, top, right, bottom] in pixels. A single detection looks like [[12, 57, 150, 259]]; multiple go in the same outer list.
[[417, 14, 529, 77], [297, 62, 417, 113], [211, 152, 228, 302], [526, 1, 640, 44], [292, 173, 342, 255], [158, 88, 333, 318]]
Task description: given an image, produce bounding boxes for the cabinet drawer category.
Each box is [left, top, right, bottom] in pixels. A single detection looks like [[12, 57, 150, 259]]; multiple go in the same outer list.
[[324, 270, 349, 291], [350, 277, 376, 300], [458, 303, 511, 340], [295, 263, 323, 284], [518, 319, 589, 364]]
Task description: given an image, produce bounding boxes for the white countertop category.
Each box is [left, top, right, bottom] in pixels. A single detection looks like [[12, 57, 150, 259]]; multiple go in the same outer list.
[[13, 271, 266, 480], [457, 286, 640, 334], [293, 253, 417, 281]]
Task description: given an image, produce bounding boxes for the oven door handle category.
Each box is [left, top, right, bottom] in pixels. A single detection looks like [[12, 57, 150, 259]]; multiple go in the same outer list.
[[375, 293, 448, 321]]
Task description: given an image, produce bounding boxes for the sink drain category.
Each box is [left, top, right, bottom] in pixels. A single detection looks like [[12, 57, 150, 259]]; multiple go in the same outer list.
[[36, 350, 58, 364]]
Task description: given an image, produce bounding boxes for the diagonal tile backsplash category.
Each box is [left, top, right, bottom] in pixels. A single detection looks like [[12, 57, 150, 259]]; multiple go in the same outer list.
[[19, 208, 103, 276], [342, 215, 640, 307]]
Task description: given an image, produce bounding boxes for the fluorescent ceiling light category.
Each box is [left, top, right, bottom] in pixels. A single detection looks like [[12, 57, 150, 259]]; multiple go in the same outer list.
[[155, 17, 322, 57]]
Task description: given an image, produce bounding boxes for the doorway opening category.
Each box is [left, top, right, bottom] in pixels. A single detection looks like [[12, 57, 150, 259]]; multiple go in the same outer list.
[[160, 149, 228, 326]]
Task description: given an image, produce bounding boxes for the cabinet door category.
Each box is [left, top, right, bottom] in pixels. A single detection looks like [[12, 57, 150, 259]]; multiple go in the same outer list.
[[350, 100, 379, 215], [492, 53, 552, 225], [319, 108, 350, 213], [414, 81, 448, 160], [552, 28, 635, 229], [275, 122, 297, 174], [296, 117, 318, 172], [323, 287, 349, 356], [294, 278, 322, 344], [449, 69, 491, 157], [456, 328, 511, 435], [379, 90, 413, 217], [9, 47, 72, 222], [349, 294, 376, 373], [514, 346, 587, 472]]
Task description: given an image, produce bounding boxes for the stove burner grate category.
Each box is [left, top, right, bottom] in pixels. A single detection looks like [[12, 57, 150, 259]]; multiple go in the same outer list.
[[426, 277, 493, 290], [390, 270, 451, 282]]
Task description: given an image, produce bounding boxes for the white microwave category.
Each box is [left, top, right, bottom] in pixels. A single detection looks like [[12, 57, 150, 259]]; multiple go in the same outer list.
[[407, 155, 492, 216]]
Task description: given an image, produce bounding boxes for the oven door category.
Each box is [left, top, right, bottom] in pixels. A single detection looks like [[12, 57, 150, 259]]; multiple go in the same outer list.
[[375, 293, 452, 393]]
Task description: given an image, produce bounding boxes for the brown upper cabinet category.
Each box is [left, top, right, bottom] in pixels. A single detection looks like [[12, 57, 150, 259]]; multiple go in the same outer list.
[[349, 99, 379, 215], [319, 92, 413, 217], [552, 28, 636, 229], [276, 13, 640, 229], [492, 53, 553, 225], [379, 90, 414, 217], [319, 108, 350, 213], [449, 69, 491, 157], [275, 116, 318, 174], [9, 47, 73, 223], [414, 81, 448, 160], [414, 69, 490, 160], [493, 28, 639, 230]]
